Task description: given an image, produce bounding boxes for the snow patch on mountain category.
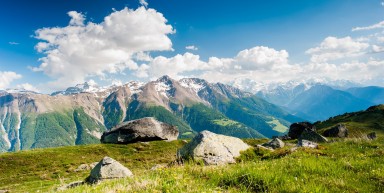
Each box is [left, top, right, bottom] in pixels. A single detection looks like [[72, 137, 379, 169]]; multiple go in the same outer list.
[[127, 81, 144, 94], [154, 81, 171, 98], [179, 78, 207, 95]]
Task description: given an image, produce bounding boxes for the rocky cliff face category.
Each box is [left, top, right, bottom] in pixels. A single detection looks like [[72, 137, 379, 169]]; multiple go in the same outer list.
[[0, 76, 300, 152]]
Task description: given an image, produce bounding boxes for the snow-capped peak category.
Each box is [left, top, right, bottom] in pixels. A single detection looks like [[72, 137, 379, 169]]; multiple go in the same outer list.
[[126, 81, 144, 94], [179, 78, 207, 94], [4, 88, 39, 95]]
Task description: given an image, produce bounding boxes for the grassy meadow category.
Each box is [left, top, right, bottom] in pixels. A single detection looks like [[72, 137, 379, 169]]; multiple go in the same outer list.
[[0, 136, 383, 193]]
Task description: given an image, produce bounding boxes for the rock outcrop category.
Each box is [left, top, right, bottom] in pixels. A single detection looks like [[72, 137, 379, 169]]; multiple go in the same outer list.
[[288, 122, 316, 139], [262, 138, 285, 149], [178, 130, 250, 165], [101, 117, 179, 144], [87, 156, 133, 183], [299, 130, 328, 143], [323, 124, 348, 138]]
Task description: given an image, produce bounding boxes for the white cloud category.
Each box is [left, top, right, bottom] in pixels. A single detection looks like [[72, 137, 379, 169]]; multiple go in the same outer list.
[[352, 21, 384, 31], [8, 42, 19, 45], [33, 7, 174, 90], [306, 36, 369, 63], [372, 45, 384, 52], [185, 45, 198, 51], [0, 71, 22, 89], [68, 11, 85, 26], [141, 46, 293, 81], [140, 0, 148, 7], [16, 83, 39, 92], [381, 2, 384, 7]]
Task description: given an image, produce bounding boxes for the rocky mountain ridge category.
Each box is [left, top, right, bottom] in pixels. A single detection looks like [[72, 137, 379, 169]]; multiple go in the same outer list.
[[0, 76, 299, 152]]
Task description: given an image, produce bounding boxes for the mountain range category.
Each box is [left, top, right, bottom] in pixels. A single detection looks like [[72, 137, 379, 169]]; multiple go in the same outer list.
[[0, 76, 301, 152], [251, 80, 383, 121]]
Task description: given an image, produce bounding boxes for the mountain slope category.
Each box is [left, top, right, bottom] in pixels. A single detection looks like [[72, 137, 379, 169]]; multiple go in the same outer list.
[[0, 76, 301, 152], [346, 86, 384, 105], [287, 85, 374, 121], [315, 104, 384, 137]]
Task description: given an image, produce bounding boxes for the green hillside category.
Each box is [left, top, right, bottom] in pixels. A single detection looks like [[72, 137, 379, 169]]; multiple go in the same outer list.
[[0, 137, 383, 192], [315, 104, 384, 137]]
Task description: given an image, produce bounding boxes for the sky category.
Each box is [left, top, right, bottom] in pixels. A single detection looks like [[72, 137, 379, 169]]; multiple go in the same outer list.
[[1, 0, 384, 93]]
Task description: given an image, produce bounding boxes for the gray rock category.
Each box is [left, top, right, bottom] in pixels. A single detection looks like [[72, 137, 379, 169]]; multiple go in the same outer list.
[[298, 139, 318, 148], [150, 164, 167, 171], [74, 164, 90, 172], [367, 132, 377, 140], [299, 130, 328, 143], [256, 145, 274, 151], [288, 122, 316, 139], [101, 117, 179, 144], [90, 162, 99, 169], [262, 138, 285, 149], [323, 124, 348, 138], [87, 156, 133, 183], [178, 130, 251, 165], [0, 190, 10, 193], [57, 181, 84, 191]]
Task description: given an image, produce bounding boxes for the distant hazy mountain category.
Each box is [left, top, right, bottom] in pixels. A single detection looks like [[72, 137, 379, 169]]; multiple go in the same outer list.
[[0, 76, 301, 152], [233, 78, 381, 122], [286, 85, 374, 121], [346, 86, 384, 104]]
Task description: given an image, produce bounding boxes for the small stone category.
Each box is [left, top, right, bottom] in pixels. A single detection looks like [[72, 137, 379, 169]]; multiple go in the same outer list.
[[87, 156, 133, 184], [74, 164, 90, 172], [150, 164, 167, 171], [57, 181, 84, 191], [262, 138, 285, 149], [367, 132, 377, 140], [298, 139, 318, 148]]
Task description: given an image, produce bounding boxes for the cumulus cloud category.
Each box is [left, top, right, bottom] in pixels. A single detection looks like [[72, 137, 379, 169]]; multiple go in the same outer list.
[[372, 45, 384, 52], [352, 21, 384, 31], [141, 46, 293, 81], [16, 83, 39, 92], [305, 36, 369, 63], [185, 45, 198, 51], [33, 7, 174, 90], [68, 11, 85, 26], [0, 71, 22, 89], [140, 0, 148, 7]]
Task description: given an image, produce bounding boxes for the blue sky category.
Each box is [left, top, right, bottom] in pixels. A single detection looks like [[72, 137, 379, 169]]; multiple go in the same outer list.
[[1, 0, 384, 93]]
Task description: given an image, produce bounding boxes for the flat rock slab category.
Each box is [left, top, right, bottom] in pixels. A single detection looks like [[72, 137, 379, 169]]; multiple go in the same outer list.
[[178, 130, 251, 165]]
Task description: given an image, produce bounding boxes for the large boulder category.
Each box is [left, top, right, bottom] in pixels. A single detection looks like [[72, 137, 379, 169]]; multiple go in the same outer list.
[[299, 130, 328, 143], [323, 124, 348, 138], [101, 117, 179, 144], [262, 138, 285, 149], [87, 157, 133, 183], [288, 122, 316, 139], [178, 130, 251, 165]]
